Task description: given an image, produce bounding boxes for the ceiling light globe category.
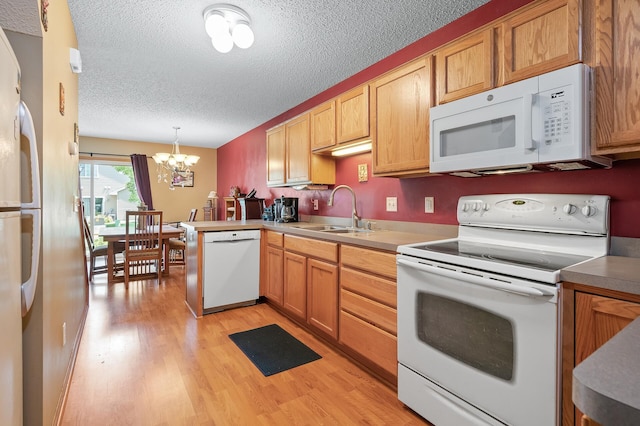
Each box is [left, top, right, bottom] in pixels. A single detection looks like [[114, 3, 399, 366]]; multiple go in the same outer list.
[[211, 31, 233, 53], [204, 11, 229, 38], [232, 21, 254, 49]]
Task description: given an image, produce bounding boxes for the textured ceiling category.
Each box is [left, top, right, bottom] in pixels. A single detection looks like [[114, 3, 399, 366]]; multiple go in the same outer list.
[[5, 0, 489, 148]]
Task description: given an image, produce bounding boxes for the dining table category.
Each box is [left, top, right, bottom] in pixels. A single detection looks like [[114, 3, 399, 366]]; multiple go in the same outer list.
[[100, 224, 183, 285]]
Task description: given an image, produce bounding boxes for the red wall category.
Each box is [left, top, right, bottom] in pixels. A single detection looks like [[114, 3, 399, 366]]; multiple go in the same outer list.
[[217, 0, 640, 238]]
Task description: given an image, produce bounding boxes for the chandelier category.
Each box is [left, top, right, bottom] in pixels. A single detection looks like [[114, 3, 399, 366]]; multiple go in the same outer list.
[[152, 126, 200, 190]]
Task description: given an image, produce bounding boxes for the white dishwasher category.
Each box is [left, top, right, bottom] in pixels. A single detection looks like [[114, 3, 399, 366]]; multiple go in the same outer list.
[[202, 229, 261, 313]]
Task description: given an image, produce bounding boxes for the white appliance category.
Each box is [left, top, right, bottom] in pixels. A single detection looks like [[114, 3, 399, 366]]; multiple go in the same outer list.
[[0, 27, 41, 426], [430, 64, 612, 176], [202, 230, 260, 313], [397, 194, 610, 426]]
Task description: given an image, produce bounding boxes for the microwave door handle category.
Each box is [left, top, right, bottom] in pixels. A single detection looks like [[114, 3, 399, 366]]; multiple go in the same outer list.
[[397, 258, 554, 298], [523, 93, 536, 151]]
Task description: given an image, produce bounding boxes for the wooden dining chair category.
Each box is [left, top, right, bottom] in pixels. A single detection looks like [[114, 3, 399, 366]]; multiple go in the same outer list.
[[168, 208, 197, 265], [124, 210, 163, 288], [82, 216, 124, 282]]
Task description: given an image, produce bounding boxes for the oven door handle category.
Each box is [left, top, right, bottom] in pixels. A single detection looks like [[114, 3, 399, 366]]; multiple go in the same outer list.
[[397, 258, 555, 298]]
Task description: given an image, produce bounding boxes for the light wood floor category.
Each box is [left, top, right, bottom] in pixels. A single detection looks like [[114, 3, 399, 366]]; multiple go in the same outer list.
[[61, 267, 429, 425]]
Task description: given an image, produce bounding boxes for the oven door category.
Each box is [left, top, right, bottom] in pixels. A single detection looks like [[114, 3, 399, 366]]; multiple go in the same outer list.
[[397, 255, 558, 426]]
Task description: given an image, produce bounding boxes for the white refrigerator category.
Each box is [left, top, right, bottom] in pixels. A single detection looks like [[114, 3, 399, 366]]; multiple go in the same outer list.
[[0, 26, 41, 426]]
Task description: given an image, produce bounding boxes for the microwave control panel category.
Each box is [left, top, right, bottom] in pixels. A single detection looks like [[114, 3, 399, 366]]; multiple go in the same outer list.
[[542, 85, 572, 146]]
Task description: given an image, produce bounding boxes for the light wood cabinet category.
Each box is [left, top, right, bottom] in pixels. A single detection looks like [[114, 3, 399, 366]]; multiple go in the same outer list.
[[435, 29, 494, 104], [585, 0, 640, 155], [500, 0, 580, 85], [370, 57, 433, 177], [264, 231, 284, 306], [310, 100, 336, 151], [266, 124, 286, 186], [562, 284, 640, 426], [267, 114, 335, 187], [336, 85, 369, 143], [339, 244, 398, 380], [283, 251, 307, 319], [307, 259, 339, 339], [282, 234, 339, 339]]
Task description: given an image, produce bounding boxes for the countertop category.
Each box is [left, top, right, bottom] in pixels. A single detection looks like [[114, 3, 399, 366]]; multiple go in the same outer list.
[[573, 317, 640, 426], [560, 256, 640, 296], [181, 219, 456, 252]]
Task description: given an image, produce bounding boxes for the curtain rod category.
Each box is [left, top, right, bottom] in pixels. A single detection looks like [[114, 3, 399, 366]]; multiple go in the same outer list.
[[79, 151, 150, 158]]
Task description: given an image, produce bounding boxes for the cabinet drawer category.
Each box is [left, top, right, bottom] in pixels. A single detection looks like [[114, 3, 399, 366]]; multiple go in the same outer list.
[[341, 245, 396, 279], [340, 310, 397, 377], [284, 234, 338, 262], [341, 267, 396, 308], [341, 289, 396, 335], [266, 230, 283, 247]]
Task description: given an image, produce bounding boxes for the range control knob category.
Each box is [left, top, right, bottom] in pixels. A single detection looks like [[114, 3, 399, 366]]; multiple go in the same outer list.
[[582, 205, 597, 217], [482, 203, 490, 212], [461, 203, 469, 212], [472, 203, 481, 212], [563, 204, 577, 215]]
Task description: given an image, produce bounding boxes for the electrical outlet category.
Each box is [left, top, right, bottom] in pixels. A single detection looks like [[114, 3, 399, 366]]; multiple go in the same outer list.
[[62, 322, 66, 347], [358, 164, 368, 182], [312, 199, 319, 210], [386, 197, 397, 212], [424, 197, 435, 213]]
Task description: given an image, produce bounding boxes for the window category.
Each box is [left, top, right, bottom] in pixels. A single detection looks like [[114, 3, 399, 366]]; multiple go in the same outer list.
[[80, 161, 140, 245]]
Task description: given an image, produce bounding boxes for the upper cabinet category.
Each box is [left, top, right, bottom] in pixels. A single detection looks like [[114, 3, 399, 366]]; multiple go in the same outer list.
[[500, 0, 580, 85], [266, 114, 335, 188], [336, 85, 370, 144], [266, 124, 286, 186], [435, 29, 494, 104], [371, 57, 433, 177], [310, 100, 336, 151], [586, 0, 640, 156]]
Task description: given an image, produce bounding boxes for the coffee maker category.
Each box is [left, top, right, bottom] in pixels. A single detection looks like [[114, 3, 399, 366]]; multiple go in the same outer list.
[[275, 196, 298, 222]]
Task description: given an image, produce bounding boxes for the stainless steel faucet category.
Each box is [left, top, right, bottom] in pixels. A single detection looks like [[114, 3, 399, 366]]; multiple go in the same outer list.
[[328, 185, 361, 229]]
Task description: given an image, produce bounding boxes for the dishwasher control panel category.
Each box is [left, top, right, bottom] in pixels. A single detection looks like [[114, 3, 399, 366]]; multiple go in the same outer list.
[[203, 229, 261, 243]]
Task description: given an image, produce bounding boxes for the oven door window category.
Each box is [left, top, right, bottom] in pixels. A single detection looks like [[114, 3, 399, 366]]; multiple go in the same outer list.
[[417, 292, 514, 381]]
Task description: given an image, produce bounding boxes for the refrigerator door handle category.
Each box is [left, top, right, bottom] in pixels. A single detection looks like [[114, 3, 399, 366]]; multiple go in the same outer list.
[[21, 208, 41, 316], [19, 101, 41, 210]]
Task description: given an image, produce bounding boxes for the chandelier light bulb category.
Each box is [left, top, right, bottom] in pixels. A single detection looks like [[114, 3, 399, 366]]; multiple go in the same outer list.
[[232, 21, 254, 49], [204, 11, 228, 38]]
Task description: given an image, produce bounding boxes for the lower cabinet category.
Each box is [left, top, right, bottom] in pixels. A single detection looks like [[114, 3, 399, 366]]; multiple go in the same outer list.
[[563, 284, 640, 426], [282, 235, 339, 340], [339, 244, 398, 381], [264, 231, 284, 306]]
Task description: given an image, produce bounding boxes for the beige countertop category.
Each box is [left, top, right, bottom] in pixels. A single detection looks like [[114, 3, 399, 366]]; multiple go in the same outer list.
[[560, 256, 640, 296], [181, 219, 456, 252]]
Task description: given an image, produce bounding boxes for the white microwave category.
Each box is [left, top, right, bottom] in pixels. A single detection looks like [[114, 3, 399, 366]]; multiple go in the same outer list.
[[430, 64, 611, 176]]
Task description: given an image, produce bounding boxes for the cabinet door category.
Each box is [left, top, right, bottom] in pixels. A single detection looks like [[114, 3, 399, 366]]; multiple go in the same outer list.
[[336, 85, 369, 143], [589, 0, 640, 154], [285, 113, 311, 184], [436, 29, 493, 104], [311, 100, 336, 151], [574, 292, 640, 426], [266, 125, 286, 186], [307, 259, 338, 339], [283, 251, 307, 320], [371, 57, 433, 177], [265, 246, 284, 306], [501, 0, 580, 84]]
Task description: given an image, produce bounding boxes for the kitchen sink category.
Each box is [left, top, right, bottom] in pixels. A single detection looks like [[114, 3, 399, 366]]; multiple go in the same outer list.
[[292, 224, 374, 234]]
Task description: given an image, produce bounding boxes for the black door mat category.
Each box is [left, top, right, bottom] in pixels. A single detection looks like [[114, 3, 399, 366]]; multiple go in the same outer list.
[[228, 324, 322, 376]]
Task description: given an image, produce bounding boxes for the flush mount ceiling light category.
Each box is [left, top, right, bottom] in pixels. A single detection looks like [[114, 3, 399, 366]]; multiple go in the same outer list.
[[203, 4, 254, 53], [153, 126, 200, 190]]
